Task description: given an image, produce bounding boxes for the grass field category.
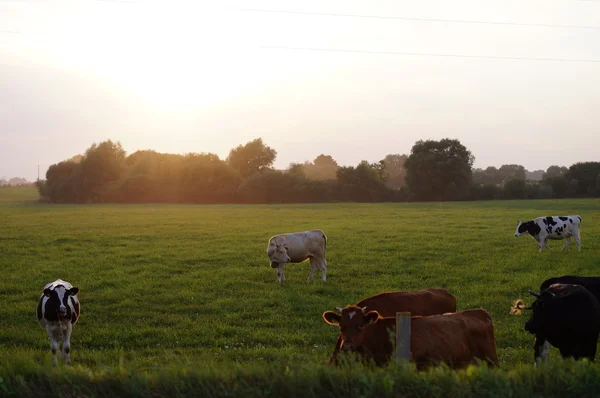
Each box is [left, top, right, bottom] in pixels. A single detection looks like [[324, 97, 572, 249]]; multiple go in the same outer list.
[[2, 187, 600, 396]]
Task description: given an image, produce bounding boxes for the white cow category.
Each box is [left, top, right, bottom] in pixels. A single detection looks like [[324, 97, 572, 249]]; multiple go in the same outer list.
[[266, 229, 328, 283], [514, 215, 582, 253], [36, 279, 80, 366]]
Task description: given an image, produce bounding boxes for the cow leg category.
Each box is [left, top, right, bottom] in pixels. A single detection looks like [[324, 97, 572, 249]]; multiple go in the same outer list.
[[277, 264, 286, 283], [46, 324, 61, 367], [62, 323, 73, 364], [318, 257, 327, 282], [538, 238, 548, 253], [328, 335, 343, 364], [534, 338, 550, 365], [574, 234, 582, 252], [562, 237, 571, 251], [307, 258, 318, 282]]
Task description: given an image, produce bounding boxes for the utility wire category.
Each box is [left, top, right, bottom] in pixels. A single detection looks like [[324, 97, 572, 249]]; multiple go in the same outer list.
[[261, 45, 600, 63], [243, 8, 600, 30]]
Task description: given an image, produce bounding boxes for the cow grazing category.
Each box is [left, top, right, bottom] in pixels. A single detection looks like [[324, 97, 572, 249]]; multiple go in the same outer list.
[[326, 289, 456, 363], [525, 283, 600, 363], [36, 279, 80, 366], [514, 215, 582, 253], [526, 275, 600, 363], [266, 229, 327, 283], [323, 307, 498, 370]]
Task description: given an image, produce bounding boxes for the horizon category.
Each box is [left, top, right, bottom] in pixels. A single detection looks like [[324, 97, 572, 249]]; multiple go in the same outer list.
[[1, 0, 599, 181]]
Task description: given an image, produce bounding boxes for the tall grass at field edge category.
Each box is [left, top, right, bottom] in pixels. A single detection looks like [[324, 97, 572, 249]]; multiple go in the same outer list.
[[2, 359, 600, 398]]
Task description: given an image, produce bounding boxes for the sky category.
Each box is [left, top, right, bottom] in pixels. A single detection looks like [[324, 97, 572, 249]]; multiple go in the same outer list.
[[1, 0, 599, 181]]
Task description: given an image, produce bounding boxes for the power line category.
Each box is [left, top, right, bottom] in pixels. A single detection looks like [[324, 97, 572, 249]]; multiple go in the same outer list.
[[260, 46, 600, 63], [242, 8, 600, 30]]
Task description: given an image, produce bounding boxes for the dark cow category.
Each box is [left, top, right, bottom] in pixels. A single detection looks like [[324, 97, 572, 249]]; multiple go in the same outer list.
[[540, 276, 600, 298], [530, 276, 600, 362], [326, 289, 456, 363], [36, 279, 80, 366], [514, 215, 582, 253], [525, 283, 600, 363], [323, 307, 498, 369]]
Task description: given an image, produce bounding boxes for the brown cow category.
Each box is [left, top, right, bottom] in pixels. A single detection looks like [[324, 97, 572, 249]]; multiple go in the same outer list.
[[326, 289, 456, 363], [323, 307, 499, 370]]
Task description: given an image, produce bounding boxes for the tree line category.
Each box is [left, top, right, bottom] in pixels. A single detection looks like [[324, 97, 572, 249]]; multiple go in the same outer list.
[[37, 138, 600, 203]]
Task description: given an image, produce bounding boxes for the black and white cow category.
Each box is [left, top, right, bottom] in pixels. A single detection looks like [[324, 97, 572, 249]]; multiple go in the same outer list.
[[525, 283, 600, 363], [514, 215, 582, 253], [36, 279, 80, 366]]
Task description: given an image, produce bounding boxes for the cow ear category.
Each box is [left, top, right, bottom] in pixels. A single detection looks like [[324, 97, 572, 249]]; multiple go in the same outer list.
[[43, 288, 52, 297], [323, 311, 341, 326], [364, 311, 380, 325], [69, 287, 79, 296]]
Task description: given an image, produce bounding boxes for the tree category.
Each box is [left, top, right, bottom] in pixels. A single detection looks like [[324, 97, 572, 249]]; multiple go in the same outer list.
[[382, 154, 407, 190], [287, 162, 306, 178], [336, 161, 391, 202], [226, 138, 277, 179], [303, 154, 339, 181], [503, 179, 526, 199], [179, 153, 240, 203], [473, 166, 503, 185], [525, 170, 544, 181], [79, 140, 126, 202], [543, 165, 568, 180], [498, 164, 526, 182], [40, 160, 82, 202], [404, 139, 474, 201], [541, 176, 568, 198], [565, 162, 600, 197]]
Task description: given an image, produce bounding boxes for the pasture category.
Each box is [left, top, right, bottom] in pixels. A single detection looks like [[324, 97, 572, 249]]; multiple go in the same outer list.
[[2, 187, 600, 396]]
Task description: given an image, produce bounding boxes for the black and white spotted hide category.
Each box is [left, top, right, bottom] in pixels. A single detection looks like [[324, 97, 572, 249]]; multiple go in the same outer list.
[[514, 215, 582, 253], [36, 279, 80, 366]]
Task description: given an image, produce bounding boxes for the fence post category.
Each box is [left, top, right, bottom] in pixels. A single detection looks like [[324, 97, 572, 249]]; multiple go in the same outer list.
[[395, 312, 411, 361]]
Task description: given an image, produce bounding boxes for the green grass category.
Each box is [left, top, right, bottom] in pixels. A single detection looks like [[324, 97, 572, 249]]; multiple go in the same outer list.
[[0, 186, 39, 204], [1, 189, 600, 396]]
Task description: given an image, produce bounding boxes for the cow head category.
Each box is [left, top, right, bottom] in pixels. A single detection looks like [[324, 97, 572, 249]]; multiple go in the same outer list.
[[323, 305, 380, 349], [267, 238, 291, 268], [515, 220, 528, 237], [44, 285, 79, 318], [515, 220, 541, 237], [524, 288, 557, 335]]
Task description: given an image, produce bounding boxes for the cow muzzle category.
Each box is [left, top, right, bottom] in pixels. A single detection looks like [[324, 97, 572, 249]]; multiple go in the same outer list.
[[59, 308, 67, 317], [341, 342, 354, 350]]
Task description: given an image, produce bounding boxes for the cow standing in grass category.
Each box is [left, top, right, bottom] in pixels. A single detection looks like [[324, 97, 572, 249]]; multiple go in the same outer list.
[[323, 307, 498, 369], [514, 215, 582, 253], [37, 279, 80, 366], [526, 282, 600, 364], [326, 289, 456, 364], [266, 229, 327, 283]]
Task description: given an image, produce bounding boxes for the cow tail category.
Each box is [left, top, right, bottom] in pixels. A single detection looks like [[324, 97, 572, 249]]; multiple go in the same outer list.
[[322, 232, 327, 249]]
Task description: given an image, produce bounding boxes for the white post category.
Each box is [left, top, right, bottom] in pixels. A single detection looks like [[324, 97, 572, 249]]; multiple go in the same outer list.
[[395, 312, 411, 361]]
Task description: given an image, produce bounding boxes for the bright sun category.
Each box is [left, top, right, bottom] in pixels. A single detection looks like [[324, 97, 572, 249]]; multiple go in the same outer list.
[[31, 2, 279, 110]]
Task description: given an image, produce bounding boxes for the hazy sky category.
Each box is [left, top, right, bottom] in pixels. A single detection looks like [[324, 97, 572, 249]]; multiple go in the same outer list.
[[1, 0, 599, 181]]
